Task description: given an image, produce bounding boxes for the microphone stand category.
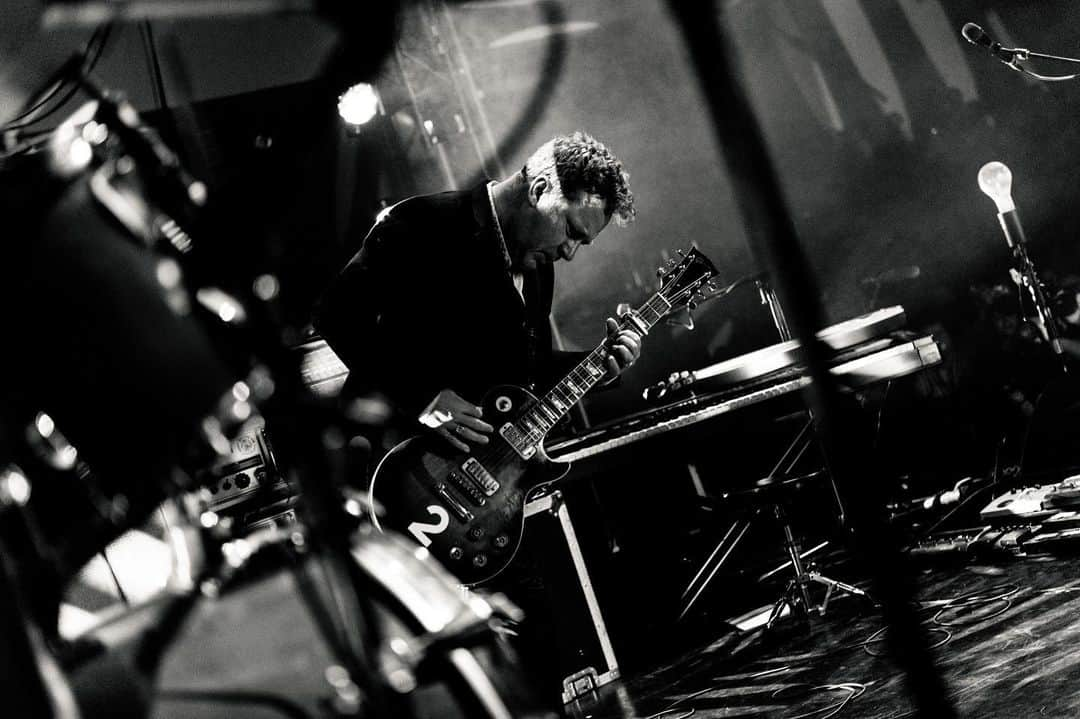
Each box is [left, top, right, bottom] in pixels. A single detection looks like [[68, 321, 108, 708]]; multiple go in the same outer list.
[[994, 44, 1080, 82], [756, 276, 792, 342], [1010, 239, 1068, 371]]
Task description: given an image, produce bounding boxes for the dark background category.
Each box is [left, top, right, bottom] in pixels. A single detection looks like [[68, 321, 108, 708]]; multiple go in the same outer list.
[[22, 0, 1080, 671], [52, 1, 1080, 431]]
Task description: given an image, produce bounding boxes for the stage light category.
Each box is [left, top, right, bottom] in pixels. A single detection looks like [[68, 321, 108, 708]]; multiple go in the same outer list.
[[35, 412, 55, 438], [978, 161, 1015, 213], [338, 83, 379, 126]]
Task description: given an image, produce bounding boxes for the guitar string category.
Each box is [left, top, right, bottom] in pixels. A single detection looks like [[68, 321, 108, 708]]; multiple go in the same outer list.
[[475, 299, 661, 469], [518, 290, 678, 446], [517, 287, 684, 448], [440, 266, 707, 572], [465, 272, 703, 476]]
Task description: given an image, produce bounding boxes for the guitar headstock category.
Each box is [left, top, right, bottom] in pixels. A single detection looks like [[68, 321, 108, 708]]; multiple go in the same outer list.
[[657, 247, 718, 312]]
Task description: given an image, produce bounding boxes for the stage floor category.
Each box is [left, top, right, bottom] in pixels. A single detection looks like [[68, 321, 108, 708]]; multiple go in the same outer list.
[[566, 554, 1080, 718]]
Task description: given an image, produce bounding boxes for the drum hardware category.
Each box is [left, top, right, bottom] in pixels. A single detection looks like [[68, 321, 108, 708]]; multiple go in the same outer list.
[[385, 608, 504, 677], [0, 508, 80, 719], [14, 413, 143, 604], [13, 62, 545, 719], [116, 512, 402, 717], [106, 525, 545, 719], [20, 78, 388, 713]]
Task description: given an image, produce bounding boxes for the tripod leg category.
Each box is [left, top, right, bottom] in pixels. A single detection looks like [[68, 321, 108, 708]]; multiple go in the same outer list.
[[762, 416, 815, 482], [806, 571, 871, 616], [775, 505, 812, 610], [757, 540, 829, 582], [764, 579, 807, 631], [679, 515, 754, 620], [764, 583, 791, 631]]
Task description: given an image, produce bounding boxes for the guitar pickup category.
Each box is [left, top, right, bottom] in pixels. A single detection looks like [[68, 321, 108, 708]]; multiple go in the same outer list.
[[498, 424, 536, 460], [434, 483, 473, 522], [448, 470, 488, 506], [461, 457, 501, 496]]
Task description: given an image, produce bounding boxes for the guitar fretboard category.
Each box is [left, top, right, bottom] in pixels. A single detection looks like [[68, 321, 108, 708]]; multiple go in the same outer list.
[[515, 292, 673, 444]]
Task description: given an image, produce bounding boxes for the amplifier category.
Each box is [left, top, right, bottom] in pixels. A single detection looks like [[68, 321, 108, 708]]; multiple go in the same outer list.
[[196, 425, 289, 514]]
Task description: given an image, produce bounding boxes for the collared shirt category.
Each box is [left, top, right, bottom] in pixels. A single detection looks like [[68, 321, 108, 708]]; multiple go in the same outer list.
[[486, 180, 524, 305]]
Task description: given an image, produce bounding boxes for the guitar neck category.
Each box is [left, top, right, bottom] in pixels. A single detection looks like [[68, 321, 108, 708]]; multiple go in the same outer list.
[[515, 292, 673, 441]]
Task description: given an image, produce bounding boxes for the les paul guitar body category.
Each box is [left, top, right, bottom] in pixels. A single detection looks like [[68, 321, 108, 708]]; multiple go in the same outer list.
[[368, 246, 717, 585], [368, 385, 569, 586]]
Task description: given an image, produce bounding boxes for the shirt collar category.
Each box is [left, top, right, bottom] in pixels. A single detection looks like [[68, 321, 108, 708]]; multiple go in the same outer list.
[[471, 181, 512, 270]]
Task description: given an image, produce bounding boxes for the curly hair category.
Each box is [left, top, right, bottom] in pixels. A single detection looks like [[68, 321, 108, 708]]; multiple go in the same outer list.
[[523, 131, 636, 226]]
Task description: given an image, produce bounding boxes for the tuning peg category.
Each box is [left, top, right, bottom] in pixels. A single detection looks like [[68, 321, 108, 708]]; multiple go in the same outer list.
[[688, 301, 698, 310], [677, 249, 686, 256], [656, 267, 666, 277]]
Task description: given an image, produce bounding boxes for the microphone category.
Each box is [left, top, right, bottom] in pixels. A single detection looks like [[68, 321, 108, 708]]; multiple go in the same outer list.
[[961, 23, 1019, 64]]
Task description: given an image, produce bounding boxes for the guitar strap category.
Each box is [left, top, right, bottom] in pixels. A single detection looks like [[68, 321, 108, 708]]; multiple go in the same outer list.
[[522, 269, 544, 391]]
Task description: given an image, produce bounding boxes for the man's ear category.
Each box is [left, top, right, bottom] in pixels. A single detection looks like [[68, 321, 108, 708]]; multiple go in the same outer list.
[[527, 176, 548, 208]]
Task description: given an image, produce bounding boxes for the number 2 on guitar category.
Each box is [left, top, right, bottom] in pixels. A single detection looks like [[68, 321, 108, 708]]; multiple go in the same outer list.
[[407, 505, 450, 547]]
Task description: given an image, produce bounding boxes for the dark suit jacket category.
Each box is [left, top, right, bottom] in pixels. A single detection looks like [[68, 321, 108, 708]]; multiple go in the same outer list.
[[314, 184, 579, 424]]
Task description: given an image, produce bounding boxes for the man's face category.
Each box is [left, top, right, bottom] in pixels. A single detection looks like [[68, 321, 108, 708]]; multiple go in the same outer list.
[[516, 180, 609, 271]]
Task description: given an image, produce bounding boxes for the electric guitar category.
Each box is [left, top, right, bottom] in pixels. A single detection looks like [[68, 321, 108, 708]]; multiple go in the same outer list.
[[369, 247, 717, 585]]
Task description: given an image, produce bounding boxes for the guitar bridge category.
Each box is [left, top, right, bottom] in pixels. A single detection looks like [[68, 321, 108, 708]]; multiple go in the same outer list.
[[448, 470, 488, 506], [434, 483, 473, 522], [461, 457, 500, 496], [498, 423, 537, 460]]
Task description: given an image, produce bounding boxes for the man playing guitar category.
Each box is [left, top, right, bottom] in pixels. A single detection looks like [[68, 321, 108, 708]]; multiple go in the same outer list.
[[314, 131, 644, 704], [314, 131, 642, 462]]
